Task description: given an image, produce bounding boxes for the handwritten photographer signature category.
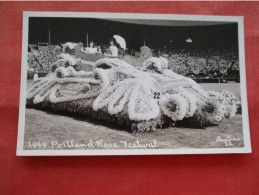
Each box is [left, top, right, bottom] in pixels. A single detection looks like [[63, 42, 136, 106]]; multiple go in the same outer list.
[[215, 136, 241, 147]]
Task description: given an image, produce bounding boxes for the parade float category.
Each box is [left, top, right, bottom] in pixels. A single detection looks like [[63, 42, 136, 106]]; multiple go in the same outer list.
[[26, 35, 240, 132], [26, 54, 240, 132]]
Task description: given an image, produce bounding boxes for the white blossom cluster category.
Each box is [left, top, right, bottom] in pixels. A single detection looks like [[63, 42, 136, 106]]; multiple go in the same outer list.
[[142, 57, 169, 73], [62, 42, 77, 53], [59, 53, 77, 66]]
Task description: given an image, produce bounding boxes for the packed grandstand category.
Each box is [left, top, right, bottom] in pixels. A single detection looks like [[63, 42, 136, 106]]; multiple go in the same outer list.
[[27, 44, 239, 82]]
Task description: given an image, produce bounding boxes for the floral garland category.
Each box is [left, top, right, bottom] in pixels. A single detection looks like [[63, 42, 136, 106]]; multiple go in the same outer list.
[[95, 58, 133, 69], [49, 83, 99, 103], [33, 81, 56, 104], [27, 78, 54, 100], [108, 84, 134, 115], [143, 57, 163, 73], [56, 77, 100, 85], [221, 90, 239, 118], [27, 57, 239, 131], [127, 81, 160, 121], [159, 57, 169, 69], [54, 67, 70, 78], [160, 94, 189, 121], [169, 87, 198, 118], [94, 68, 112, 91], [158, 81, 194, 94], [59, 53, 76, 66], [54, 66, 88, 78], [27, 66, 102, 104], [142, 57, 169, 73], [186, 85, 208, 103], [92, 79, 133, 112], [59, 83, 90, 97], [204, 91, 227, 121], [162, 69, 198, 87], [92, 77, 159, 121]]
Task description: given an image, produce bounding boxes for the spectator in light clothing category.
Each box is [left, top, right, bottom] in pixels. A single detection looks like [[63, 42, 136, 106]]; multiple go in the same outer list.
[[104, 38, 118, 57], [33, 71, 39, 81], [84, 41, 98, 54]]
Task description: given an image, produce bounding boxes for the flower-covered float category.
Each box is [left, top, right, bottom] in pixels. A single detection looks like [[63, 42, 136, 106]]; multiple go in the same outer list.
[[26, 54, 240, 132]]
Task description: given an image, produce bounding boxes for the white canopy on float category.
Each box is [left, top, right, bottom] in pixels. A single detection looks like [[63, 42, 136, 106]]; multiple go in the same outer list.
[[113, 35, 126, 50]]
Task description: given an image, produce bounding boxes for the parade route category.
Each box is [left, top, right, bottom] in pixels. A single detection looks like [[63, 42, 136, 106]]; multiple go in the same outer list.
[[24, 82, 244, 150]]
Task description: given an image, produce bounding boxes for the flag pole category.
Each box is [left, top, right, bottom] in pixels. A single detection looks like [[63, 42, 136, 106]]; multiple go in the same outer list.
[[48, 24, 51, 46], [87, 31, 88, 47]]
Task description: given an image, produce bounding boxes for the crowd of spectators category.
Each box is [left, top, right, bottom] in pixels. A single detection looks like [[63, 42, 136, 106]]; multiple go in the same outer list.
[[27, 44, 240, 81], [156, 48, 239, 80], [27, 46, 62, 73]]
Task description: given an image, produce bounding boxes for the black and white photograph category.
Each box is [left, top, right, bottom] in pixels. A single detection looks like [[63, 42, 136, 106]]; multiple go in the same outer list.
[[17, 12, 251, 155]]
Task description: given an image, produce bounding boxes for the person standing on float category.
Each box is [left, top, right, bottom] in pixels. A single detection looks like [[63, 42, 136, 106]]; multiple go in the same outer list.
[[105, 38, 119, 57]]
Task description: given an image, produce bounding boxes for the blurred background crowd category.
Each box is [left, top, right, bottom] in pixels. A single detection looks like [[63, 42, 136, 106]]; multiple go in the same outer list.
[[27, 17, 240, 82], [27, 45, 239, 82]]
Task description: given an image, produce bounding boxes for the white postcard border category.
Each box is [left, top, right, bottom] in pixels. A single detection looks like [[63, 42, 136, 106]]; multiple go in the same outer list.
[[17, 11, 252, 156]]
